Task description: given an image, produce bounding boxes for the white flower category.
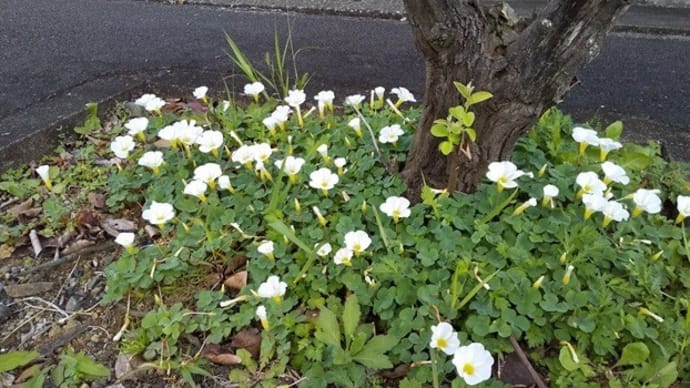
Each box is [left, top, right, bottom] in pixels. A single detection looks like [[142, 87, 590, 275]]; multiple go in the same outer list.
[[157, 124, 177, 143], [309, 168, 339, 194], [257, 240, 274, 258], [391, 87, 416, 103], [380, 196, 411, 222], [572, 126, 599, 153], [344, 230, 372, 255], [232, 145, 255, 166], [373, 87, 385, 100], [36, 165, 50, 182], [115, 232, 135, 248], [348, 117, 362, 136], [142, 201, 175, 225], [582, 193, 608, 219], [184, 180, 208, 200], [602, 201, 630, 226], [315, 243, 332, 257], [345, 94, 365, 107], [334, 157, 347, 168], [284, 89, 306, 108], [677, 195, 690, 223], [274, 156, 305, 178], [174, 120, 204, 146], [256, 305, 269, 330], [429, 322, 460, 356], [576, 171, 607, 196], [271, 105, 291, 124], [316, 144, 328, 158], [485, 161, 525, 191], [314, 90, 335, 114], [134, 93, 157, 107], [543, 184, 559, 198], [244, 82, 265, 99], [598, 138, 623, 160], [196, 130, 224, 154], [379, 124, 404, 144], [194, 163, 223, 187], [333, 248, 354, 266], [110, 135, 136, 159], [135, 94, 165, 112], [513, 198, 538, 215], [452, 343, 494, 386], [601, 161, 629, 185], [257, 275, 287, 299], [138, 151, 164, 171], [217, 175, 233, 191], [125, 117, 149, 136], [252, 143, 273, 162], [193, 86, 208, 100], [632, 188, 662, 215], [263, 116, 278, 132]]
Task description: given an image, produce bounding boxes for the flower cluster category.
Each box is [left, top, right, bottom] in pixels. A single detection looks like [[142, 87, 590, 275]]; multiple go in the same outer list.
[[429, 322, 493, 385]]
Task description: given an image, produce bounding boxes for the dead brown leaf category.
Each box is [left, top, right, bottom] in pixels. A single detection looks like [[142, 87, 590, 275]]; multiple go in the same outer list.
[[0, 243, 14, 259], [75, 210, 100, 227], [62, 239, 95, 255], [6, 198, 33, 218], [88, 192, 106, 208], [223, 271, 247, 290], [101, 218, 137, 238], [200, 343, 242, 366], [230, 328, 261, 359]]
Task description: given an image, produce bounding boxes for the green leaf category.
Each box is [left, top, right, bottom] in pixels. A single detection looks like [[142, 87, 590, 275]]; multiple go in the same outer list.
[[357, 335, 397, 355], [465, 128, 477, 142], [73, 103, 101, 135], [455, 267, 499, 309], [448, 106, 466, 121], [559, 347, 579, 371], [0, 350, 39, 373], [343, 294, 361, 341], [352, 352, 393, 370], [616, 342, 649, 366], [315, 307, 342, 349], [645, 361, 678, 387], [74, 352, 110, 378], [430, 123, 448, 138], [461, 111, 475, 127], [467, 91, 493, 106], [439, 141, 454, 156], [453, 82, 472, 100], [605, 120, 623, 139], [353, 336, 396, 369], [24, 367, 46, 388]]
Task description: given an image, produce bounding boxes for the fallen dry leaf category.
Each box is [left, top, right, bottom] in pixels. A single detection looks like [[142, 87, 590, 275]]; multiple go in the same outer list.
[[101, 218, 137, 237], [223, 271, 247, 290], [5, 282, 54, 298], [6, 198, 33, 219], [0, 243, 14, 259], [230, 328, 261, 359], [200, 343, 242, 366], [88, 192, 106, 208], [62, 239, 95, 255], [75, 210, 100, 227]]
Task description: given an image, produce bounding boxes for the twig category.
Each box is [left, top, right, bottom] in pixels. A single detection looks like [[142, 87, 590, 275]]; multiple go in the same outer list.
[[53, 257, 80, 303], [509, 335, 548, 388], [24, 241, 116, 274], [0, 197, 19, 210]]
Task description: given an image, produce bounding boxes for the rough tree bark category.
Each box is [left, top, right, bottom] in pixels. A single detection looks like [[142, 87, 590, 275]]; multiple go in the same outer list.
[[401, 0, 630, 197]]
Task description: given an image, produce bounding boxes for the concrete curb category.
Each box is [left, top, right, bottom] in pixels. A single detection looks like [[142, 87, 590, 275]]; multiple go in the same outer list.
[[169, 0, 690, 35]]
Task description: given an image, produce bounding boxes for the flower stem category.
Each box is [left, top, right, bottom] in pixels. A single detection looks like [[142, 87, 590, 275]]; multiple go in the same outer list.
[[430, 349, 440, 388]]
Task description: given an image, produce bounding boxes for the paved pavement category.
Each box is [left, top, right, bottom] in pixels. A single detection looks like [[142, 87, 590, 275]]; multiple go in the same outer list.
[[1, 0, 689, 171]]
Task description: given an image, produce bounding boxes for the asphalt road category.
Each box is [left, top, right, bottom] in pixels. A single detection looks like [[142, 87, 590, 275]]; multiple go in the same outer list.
[[1, 0, 689, 165]]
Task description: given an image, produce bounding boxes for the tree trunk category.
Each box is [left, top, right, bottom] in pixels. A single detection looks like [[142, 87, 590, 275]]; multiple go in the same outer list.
[[401, 0, 630, 198]]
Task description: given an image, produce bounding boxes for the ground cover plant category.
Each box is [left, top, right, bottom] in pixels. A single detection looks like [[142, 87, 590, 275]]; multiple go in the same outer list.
[[1, 82, 690, 387]]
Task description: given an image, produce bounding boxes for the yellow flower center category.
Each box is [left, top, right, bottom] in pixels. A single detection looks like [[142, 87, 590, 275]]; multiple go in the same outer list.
[[463, 363, 475, 376], [436, 338, 447, 349], [321, 181, 329, 189], [353, 243, 361, 252]]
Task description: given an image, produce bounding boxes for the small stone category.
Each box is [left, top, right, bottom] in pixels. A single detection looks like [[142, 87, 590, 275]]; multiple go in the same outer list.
[[114, 353, 132, 379], [4, 282, 54, 298], [65, 295, 84, 312]]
